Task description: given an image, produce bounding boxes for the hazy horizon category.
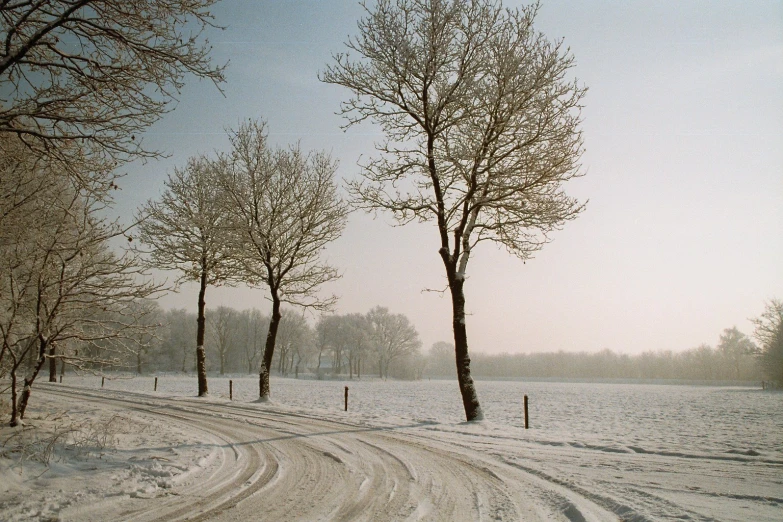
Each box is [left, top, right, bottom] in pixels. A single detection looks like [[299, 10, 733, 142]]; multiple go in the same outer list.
[[115, 0, 782, 355]]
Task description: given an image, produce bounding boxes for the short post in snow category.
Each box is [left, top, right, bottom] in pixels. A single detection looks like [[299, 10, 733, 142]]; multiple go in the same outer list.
[[524, 394, 529, 429], [229, 380, 233, 401], [154, 377, 158, 391], [101, 376, 105, 388], [344, 386, 349, 412]]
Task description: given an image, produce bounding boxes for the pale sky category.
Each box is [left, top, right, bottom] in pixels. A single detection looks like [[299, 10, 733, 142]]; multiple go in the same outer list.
[[117, 0, 783, 355]]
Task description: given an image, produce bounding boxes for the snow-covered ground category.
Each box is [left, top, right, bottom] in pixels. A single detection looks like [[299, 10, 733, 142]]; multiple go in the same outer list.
[[1, 376, 781, 521]]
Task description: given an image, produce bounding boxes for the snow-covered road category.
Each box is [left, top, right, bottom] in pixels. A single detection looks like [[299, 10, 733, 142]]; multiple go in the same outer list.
[[2, 381, 781, 521], [20, 385, 617, 521]]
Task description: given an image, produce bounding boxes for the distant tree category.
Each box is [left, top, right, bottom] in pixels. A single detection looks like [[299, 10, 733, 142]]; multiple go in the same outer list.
[[344, 313, 372, 379], [146, 308, 191, 372], [238, 309, 269, 374], [274, 311, 311, 377], [717, 327, 756, 381], [169, 309, 198, 373], [314, 315, 345, 376], [752, 299, 783, 384], [208, 306, 237, 375], [129, 300, 164, 375], [323, 0, 586, 420], [136, 156, 237, 396], [217, 120, 349, 399], [0, 0, 225, 195], [427, 341, 455, 378], [366, 307, 422, 379], [314, 317, 332, 377]]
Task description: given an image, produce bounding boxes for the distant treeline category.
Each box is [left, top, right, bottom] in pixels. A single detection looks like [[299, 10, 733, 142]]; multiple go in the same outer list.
[[78, 303, 426, 381], [426, 342, 761, 382], [61, 300, 764, 384]]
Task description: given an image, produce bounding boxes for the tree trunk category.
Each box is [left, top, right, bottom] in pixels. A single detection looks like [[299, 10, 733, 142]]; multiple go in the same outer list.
[[259, 294, 281, 399], [358, 357, 361, 379], [48, 342, 57, 382], [10, 367, 19, 427], [18, 338, 48, 420], [448, 278, 483, 421], [196, 262, 209, 396]]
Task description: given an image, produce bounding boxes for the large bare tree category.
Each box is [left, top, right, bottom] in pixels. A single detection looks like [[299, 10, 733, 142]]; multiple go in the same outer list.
[[136, 157, 236, 396], [0, 0, 225, 194], [322, 0, 586, 420], [217, 120, 349, 400]]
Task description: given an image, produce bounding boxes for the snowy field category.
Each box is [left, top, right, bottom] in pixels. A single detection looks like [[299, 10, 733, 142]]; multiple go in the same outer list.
[[1, 375, 781, 521], [70, 375, 783, 462]]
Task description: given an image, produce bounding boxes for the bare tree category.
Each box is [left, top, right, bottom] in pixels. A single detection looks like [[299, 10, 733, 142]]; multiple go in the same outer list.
[[752, 299, 783, 384], [314, 317, 330, 377], [129, 300, 164, 375], [0, 160, 161, 426], [344, 313, 371, 379], [427, 341, 455, 377], [322, 0, 586, 420], [717, 327, 756, 381], [274, 310, 311, 377], [0, 135, 55, 227], [0, 0, 225, 194], [316, 314, 350, 376], [136, 156, 237, 396], [238, 308, 268, 374], [217, 120, 349, 400], [290, 320, 316, 379], [207, 306, 236, 375], [366, 306, 421, 379], [167, 308, 198, 373]]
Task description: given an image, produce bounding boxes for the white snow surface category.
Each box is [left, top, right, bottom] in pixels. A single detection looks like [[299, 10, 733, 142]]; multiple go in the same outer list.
[[1, 376, 781, 521]]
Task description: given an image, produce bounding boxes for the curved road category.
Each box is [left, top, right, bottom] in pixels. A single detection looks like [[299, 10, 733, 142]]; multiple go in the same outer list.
[[39, 385, 618, 521]]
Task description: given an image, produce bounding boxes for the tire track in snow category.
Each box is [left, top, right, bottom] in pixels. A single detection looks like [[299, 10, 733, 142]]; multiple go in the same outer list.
[[39, 386, 281, 521], [38, 384, 621, 521]]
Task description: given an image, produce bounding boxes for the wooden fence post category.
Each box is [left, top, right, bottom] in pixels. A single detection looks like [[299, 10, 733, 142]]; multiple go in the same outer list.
[[230, 380, 233, 401], [524, 395, 529, 429], [101, 376, 105, 388], [154, 377, 158, 391], [344, 386, 349, 411]]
